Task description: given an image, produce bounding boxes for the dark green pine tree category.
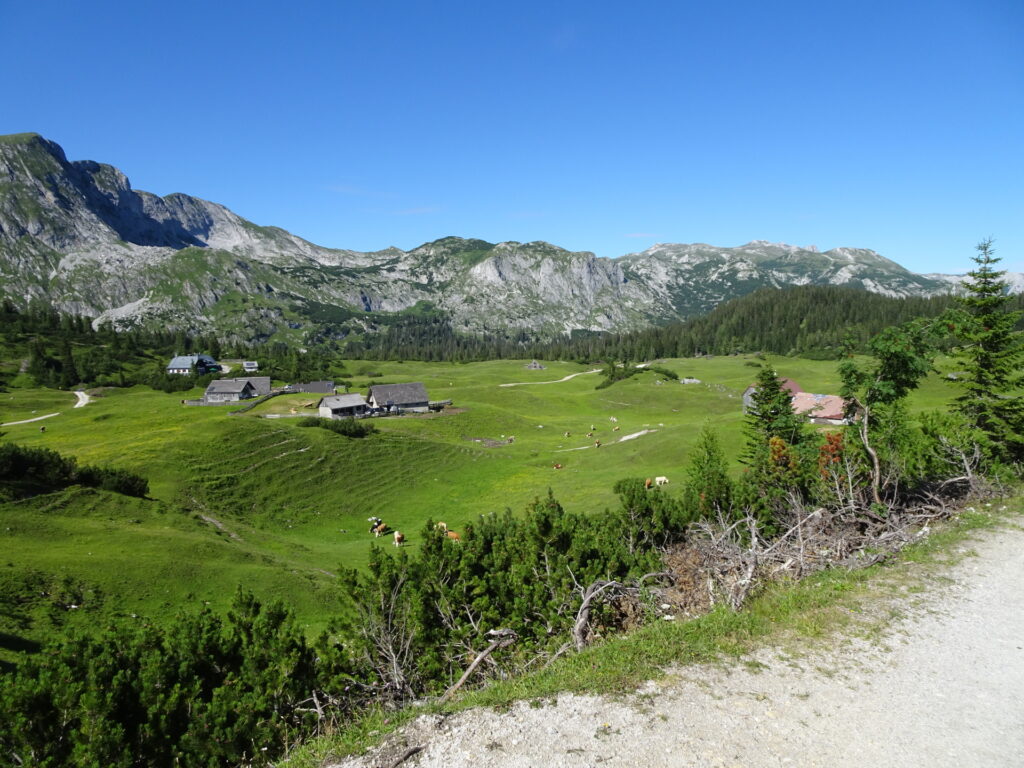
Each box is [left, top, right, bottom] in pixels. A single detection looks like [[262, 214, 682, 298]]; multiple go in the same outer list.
[[58, 340, 80, 389], [743, 365, 806, 459], [952, 238, 1024, 462], [683, 423, 733, 519]]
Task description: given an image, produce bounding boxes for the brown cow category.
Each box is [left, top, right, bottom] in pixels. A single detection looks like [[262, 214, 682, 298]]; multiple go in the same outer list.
[[393, 530, 405, 547], [553, 463, 563, 469], [644, 477, 653, 489], [446, 530, 462, 543]]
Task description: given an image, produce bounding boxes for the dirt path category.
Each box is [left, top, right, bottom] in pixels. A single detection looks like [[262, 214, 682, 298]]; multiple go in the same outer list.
[[499, 369, 601, 387], [329, 522, 1024, 768], [0, 412, 60, 426], [555, 429, 657, 452]]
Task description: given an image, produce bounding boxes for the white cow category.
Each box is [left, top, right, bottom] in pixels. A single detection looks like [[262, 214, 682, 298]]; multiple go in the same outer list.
[[655, 476, 669, 486]]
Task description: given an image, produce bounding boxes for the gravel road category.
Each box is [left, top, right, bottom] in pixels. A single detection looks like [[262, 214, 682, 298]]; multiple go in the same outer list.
[[329, 522, 1024, 768]]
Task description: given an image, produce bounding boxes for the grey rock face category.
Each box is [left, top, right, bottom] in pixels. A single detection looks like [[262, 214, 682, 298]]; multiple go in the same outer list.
[[0, 134, 988, 343]]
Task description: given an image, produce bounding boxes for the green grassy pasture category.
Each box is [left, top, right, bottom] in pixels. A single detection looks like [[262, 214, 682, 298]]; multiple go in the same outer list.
[[0, 354, 961, 653]]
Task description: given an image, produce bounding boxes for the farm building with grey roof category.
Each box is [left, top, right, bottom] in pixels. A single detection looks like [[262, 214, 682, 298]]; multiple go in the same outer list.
[[318, 394, 369, 419], [167, 353, 219, 375], [367, 382, 430, 413], [204, 379, 257, 403]]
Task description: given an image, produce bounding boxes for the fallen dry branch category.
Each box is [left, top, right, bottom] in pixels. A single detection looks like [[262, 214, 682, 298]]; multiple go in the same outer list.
[[687, 488, 986, 612], [440, 628, 518, 704]]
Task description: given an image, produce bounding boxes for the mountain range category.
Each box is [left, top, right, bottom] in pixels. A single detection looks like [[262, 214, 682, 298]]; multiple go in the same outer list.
[[1, 133, 1016, 344]]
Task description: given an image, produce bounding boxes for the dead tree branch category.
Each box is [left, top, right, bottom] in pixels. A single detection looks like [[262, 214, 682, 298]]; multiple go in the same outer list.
[[440, 628, 518, 704]]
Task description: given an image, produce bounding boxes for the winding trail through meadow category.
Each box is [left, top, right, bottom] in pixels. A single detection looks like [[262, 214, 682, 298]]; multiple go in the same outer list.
[[498, 370, 602, 387]]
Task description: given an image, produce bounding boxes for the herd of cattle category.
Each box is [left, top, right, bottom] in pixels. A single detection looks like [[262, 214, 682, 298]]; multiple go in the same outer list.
[[368, 516, 460, 547]]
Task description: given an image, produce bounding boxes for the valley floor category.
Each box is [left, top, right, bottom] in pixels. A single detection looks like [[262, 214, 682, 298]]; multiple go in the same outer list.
[[327, 521, 1024, 768]]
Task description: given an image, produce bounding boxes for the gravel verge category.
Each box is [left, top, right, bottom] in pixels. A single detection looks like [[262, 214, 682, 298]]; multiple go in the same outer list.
[[327, 521, 1024, 768]]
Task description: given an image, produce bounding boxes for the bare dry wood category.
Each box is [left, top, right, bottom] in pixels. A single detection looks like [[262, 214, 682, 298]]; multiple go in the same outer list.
[[440, 628, 518, 704]]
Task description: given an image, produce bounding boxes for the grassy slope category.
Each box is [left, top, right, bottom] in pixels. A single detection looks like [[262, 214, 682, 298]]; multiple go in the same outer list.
[[0, 354, 962, 652]]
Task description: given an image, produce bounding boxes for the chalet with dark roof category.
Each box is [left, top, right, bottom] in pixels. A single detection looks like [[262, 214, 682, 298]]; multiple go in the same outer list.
[[204, 378, 257, 403], [367, 382, 430, 413]]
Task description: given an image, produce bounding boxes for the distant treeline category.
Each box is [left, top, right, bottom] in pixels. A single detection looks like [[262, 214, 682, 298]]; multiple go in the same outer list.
[[0, 301, 342, 391], [6, 288, 1024, 375], [333, 286, 1024, 363]]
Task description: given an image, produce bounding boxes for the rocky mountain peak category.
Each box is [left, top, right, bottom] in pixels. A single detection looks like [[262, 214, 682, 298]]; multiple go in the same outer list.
[[0, 132, 995, 344]]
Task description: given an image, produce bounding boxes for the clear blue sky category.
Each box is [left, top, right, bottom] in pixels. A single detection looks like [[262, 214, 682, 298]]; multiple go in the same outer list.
[[4, 0, 1022, 273]]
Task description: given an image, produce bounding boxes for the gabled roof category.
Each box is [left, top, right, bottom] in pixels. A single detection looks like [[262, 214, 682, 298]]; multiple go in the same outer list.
[[368, 382, 429, 406], [792, 392, 846, 421], [168, 355, 196, 369], [206, 379, 254, 395], [293, 380, 335, 394], [167, 353, 218, 369], [745, 377, 803, 396], [319, 394, 368, 409], [238, 376, 271, 396], [780, 378, 803, 395]]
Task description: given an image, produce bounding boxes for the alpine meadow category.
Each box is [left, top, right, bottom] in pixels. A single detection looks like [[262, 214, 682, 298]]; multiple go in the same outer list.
[[2, 4, 1023, 763]]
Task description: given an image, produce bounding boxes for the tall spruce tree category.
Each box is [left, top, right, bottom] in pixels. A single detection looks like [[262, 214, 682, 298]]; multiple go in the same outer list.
[[743, 365, 806, 457], [951, 238, 1024, 463], [683, 424, 733, 519]]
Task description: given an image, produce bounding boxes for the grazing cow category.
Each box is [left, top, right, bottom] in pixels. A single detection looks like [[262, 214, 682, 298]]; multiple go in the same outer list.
[[393, 530, 405, 547], [446, 530, 461, 543], [586, 432, 594, 438], [612, 426, 620, 432], [436, 521, 448, 532], [655, 476, 669, 486], [590, 424, 595, 431], [609, 416, 618, 423], [564, 431, 571, 438], [368, 516, 382, 534], [553, 463, 563, 469], [368, 517, 388, 536], [644, 477, 653, 489], [39, 426, 46, 433], [594, 440, 601, 448]]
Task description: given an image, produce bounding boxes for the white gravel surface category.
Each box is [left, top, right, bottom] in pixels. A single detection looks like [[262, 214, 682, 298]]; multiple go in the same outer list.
[[328, 523, 1024, 768]]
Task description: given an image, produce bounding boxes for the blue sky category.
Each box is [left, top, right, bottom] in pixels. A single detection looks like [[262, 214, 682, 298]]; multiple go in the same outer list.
[[4, 0, 1022, 273]]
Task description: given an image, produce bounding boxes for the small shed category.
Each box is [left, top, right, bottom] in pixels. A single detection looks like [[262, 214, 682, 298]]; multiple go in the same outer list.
[[204, 379, 257, 403], [318, 393, 369, 419], [367, 382, 430, 413]]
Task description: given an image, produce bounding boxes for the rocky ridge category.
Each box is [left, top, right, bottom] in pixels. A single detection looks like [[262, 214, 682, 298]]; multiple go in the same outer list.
[[1, 133, 1011, 343]]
